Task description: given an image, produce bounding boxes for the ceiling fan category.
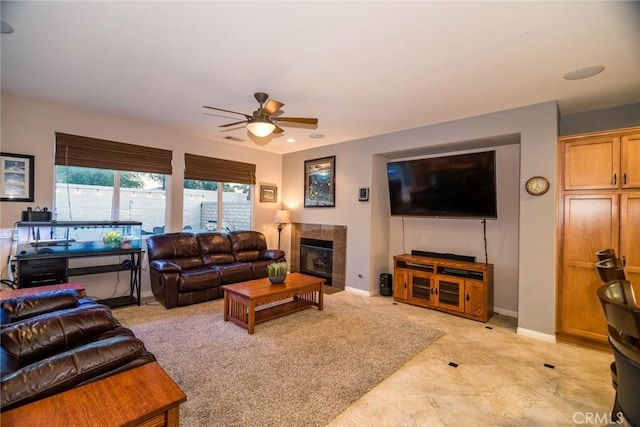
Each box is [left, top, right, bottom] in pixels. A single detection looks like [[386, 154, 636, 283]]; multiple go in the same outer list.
[[203, 92, 318, 137]]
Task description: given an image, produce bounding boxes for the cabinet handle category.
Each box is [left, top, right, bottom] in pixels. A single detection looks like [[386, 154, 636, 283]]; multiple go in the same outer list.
[[435, 288, 438, 295], [623, 173, 627, 185], [466, 294, 470, 302], [622, 256, 626, 267], [404, 282, 407, 289], [613, 174, 617, 185]]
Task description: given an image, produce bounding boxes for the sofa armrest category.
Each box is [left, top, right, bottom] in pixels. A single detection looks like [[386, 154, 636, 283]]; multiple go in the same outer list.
[[149, 260, 183, 272], [1, 290, 80, 325], [260, 249, 286, 261]]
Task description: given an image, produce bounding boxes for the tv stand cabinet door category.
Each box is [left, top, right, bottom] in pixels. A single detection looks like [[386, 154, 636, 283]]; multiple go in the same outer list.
[[393, 269, 409, 301], [465, 280, 487, 320], [434, 276, 465, 313]]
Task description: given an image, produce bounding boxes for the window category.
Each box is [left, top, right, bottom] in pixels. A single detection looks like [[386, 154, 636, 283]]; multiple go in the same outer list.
[[182, 180, 252, 232], [54, 133, 172, 234], [55, 166, 167, 234], [183, 154, 255, 233]]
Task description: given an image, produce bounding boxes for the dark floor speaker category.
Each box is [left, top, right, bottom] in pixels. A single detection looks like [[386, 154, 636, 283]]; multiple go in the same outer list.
[[380, 273, 393, 296]]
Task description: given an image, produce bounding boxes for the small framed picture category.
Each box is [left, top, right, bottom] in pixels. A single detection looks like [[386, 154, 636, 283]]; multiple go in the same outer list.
[[1, 152, 34, 202], [260, 185, 277, 203]]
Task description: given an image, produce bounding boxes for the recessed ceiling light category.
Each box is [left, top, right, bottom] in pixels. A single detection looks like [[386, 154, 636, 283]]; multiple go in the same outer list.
[[286, 138, 296, 144], [564, 65, 605, 80], [309, 133, 325, 139]]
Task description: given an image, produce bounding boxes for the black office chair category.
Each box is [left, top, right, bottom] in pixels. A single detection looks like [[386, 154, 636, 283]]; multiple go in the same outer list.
[[596, 248, 617, 261], [595, 257, 628, 281], [597, 280, 640, 426]]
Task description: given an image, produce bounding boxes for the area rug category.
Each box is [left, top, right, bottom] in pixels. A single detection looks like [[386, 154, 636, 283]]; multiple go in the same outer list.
[[113, 292, 443, 427]]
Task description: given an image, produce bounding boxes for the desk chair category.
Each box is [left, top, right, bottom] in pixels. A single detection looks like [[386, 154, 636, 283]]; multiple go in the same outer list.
[[597, 280, 640, 426]]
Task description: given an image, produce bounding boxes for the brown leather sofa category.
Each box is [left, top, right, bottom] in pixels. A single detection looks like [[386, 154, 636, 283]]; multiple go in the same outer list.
[[146, 230, 286, 308], [0, 289, 155, 410]]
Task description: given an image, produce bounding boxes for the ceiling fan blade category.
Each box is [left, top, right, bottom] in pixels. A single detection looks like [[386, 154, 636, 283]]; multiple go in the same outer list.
[[262, 99, 284, 116], [203, 106, 251, 119], [273, 125, 285, 134], [219, 120, 248, 128], [275, 117, 318, 125]]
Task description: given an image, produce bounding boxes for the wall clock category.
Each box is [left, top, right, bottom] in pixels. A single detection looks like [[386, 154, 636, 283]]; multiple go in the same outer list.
[[525, 176, 550, 196]]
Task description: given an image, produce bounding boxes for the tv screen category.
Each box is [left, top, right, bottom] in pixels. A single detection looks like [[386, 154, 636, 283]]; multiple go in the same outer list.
[[387, 151, 497, 218]]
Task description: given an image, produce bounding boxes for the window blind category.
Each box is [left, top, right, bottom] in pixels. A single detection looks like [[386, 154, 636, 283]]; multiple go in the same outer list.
[[184, 153, 256, 184], [55, 132, 172, 174]]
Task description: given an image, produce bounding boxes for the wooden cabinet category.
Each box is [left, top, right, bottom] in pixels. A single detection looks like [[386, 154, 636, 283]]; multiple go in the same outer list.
[[563, 129, 640, 190], [393, 254, 493, 322], [557, 126, 640, 349]]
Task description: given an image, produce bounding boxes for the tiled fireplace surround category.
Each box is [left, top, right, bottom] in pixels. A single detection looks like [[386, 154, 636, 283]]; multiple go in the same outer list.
[[289, 223, 347, 290]]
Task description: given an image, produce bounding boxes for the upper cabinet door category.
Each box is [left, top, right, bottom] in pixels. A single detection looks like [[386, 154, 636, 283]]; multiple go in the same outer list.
[[621, 133, 640, 189], [563, 135, 620, 190]]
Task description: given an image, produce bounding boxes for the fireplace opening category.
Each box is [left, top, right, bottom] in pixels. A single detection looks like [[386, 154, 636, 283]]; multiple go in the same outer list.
[[300, 238, 333, 286]]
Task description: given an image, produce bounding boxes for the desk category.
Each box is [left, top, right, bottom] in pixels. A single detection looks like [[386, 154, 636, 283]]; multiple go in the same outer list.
[[16, 248, 143, 307]]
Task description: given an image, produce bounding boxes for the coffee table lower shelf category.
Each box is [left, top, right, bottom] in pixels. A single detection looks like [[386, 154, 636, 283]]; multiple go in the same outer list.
[[255, 298, 316, 323], [222, 273, 325, 334]]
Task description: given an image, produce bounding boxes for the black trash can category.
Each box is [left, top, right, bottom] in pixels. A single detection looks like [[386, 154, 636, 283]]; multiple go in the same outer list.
[[380, 273, 393, 296]]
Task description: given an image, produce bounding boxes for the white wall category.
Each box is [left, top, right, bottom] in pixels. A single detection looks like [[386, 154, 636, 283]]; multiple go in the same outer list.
[[0, 95, 284, 299], [282, 101, 558, 338]]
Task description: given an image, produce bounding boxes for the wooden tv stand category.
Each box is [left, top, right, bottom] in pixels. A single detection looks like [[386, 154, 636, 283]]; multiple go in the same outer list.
[[393, 254, 493, 322]]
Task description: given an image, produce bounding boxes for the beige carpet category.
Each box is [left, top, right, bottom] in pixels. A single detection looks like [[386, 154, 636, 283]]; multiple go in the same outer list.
[[113, 292, 443, 427]]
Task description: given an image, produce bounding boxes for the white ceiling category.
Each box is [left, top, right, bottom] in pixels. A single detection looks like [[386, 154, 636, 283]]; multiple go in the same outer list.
[[1, 1, 639, 154]]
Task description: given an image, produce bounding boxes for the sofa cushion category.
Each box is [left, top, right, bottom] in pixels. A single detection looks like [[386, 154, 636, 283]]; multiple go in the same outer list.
[[178, 267, 221, 292], [1, 334, 146, 410], [1, 305, 119, 363], [216, 263, 252, 284], [197, 232, 236, 265], [229, 231, 268, 262], [147, 232, 204, 270], [251, 260, 271, 279]]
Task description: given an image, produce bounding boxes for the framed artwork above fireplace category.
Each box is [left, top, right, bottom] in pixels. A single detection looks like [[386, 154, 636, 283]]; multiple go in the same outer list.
[[304, 155, 335, 208]]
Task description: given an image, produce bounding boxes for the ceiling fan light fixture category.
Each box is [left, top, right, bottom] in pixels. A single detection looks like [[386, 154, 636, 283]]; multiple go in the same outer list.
[[247, 118, 276, 137]]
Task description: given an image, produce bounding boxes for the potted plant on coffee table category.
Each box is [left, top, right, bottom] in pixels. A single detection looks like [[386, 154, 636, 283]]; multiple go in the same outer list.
[[267, 261, 288, 284]]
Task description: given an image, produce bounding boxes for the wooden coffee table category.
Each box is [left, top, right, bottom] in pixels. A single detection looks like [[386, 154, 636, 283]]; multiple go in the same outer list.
[[222, 273, 324, 334]]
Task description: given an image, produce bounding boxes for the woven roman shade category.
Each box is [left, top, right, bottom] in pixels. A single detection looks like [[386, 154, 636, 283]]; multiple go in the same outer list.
[[55, 132, 173, 174], [184, 153, 256, 184]]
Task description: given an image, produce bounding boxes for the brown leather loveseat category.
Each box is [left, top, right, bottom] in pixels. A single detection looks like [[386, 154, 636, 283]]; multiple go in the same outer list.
[[0, 289, 155, 410], [146, 230, 285, 308]]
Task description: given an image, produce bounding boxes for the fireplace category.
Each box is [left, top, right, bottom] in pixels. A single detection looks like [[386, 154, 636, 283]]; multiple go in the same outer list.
[[300, 238, 333, 286], [290, 223, 346, 290]]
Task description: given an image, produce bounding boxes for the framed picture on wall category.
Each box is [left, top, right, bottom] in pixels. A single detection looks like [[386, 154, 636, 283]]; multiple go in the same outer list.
[[304, 155, 335, 208], [260, 184, 277, 203], [0, 152, 34, 202]]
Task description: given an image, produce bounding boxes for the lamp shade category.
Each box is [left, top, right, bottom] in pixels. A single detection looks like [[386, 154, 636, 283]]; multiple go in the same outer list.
[[274, 210, 291, 224], [247, 118, 276, 137]]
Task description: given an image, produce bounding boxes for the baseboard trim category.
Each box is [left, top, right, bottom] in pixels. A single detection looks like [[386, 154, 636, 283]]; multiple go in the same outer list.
[[494, 307, 518, 318], [516, 327, 556, 343], [345, 286, 370, 297]]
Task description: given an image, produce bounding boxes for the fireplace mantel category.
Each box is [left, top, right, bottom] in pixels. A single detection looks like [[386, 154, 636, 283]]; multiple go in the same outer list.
[[290, 223, 346, 290]]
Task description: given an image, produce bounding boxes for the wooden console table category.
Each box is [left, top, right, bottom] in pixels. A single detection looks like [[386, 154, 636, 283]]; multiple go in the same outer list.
[[0, 362, 187, 427], [222, 272, 324, 334]]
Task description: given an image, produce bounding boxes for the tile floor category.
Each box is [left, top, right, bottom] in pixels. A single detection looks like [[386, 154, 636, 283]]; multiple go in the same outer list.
[[326, 291, 616, 427]]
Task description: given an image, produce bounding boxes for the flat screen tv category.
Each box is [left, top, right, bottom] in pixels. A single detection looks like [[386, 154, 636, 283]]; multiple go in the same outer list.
[[387, 150, 497, 218]]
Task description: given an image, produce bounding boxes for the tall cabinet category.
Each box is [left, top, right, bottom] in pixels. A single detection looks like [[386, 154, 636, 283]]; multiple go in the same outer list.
[[557, 127, 640, 349]]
